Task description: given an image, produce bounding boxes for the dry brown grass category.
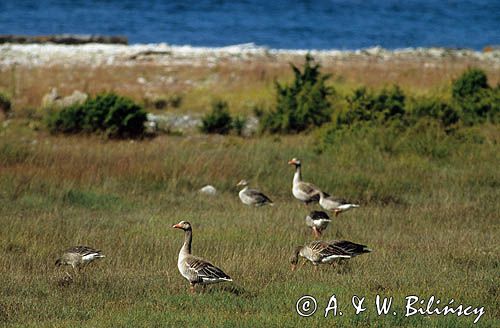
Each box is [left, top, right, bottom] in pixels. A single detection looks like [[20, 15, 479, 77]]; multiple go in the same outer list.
[[2, 55, 499, 116]]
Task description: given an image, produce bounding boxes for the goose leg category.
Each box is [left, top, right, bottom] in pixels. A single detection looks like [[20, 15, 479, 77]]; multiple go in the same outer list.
[[312, 227, 321, 239]]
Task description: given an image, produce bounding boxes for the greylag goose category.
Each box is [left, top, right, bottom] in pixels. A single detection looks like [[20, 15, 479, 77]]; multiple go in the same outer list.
[[319, 191, 360, 216], [288, 158, 321, 205], [172, 221, 232, 293], [55, 246, 105, 274], [305, 210, 332, 238], [290, 240, 371, 270], [236, 179, 273, 206]]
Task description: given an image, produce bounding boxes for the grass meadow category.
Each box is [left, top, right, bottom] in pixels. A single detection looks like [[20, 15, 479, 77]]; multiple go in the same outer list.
[[0, 121, 499, 327]]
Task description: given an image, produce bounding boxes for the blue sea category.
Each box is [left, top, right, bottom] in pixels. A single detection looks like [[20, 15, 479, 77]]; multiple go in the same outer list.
[[0, 0, 499, 50]]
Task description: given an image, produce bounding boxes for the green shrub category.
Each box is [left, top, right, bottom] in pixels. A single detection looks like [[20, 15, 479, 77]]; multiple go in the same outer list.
[[0, 92, 12, 117], [152, 98, 168, 110], [200, 100, 233, 134], [409, 97, 459, 128], [168, 94, 183, 108], [46, 93, 147, 138], [339, 85, 406, 126], [458, 86, 500, 125], [452, 68, 489, 100], [259, 54, 333, 133], [147, 94, 182, 110], [232, 115, 247, 136], [451, 68, 499, 125], [46, 103, 86, 134]]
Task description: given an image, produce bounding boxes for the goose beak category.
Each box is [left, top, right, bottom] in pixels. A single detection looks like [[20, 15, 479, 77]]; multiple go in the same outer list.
[[291, 264, 297, 271], [288, 160, 295, 165], [172, 223, 182, 229]]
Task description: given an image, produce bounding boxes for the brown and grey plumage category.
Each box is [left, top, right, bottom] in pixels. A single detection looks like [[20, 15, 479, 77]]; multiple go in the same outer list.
[[236, 179, 273, 207], [305, 210, 332, 238], [288, 158, 321, 205], [290, 240, 371, 270], [55, 246, 105, 272], [172, 221, 232, 293], [319, 191, 360, 216]]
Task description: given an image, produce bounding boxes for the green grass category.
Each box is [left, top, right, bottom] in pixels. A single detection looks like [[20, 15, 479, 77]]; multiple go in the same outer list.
[[0, 124, 499, 327]]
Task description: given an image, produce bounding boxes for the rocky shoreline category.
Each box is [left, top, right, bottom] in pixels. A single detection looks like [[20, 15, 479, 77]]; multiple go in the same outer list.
[[1, 43, 499, 68]]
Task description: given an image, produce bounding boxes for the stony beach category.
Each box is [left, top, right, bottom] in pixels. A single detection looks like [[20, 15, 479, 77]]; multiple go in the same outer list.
[[1, 43, 500, 68]]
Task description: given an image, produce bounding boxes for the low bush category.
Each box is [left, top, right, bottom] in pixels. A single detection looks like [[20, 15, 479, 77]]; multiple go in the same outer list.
[[338, 85, 406, 126], [232, 115, 247, 136], [452, 68, 489, 100], [46, 93, 147, 138], [408, 97, 459, 129], [146, 94, 183, 110], [457, 86, 500, 125], [200, 100, 233, 134], [0, 92, 12, 118], [259, 54, 334, 133], [451, 68, 499, 125]]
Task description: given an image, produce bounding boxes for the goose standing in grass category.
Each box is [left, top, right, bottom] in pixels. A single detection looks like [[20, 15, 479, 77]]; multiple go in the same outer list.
[[55, 246, 105, 275], [172, 221, 232, 293], [305, 210, 332, 238], [236, 179, 273, 207], [319, 191, 360, 216], [290, 240, 371, 270], [288, 158, 321, 205]]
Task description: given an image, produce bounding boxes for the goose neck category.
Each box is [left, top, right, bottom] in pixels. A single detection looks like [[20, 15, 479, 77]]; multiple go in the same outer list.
[[181, 229, 192, 256], [293, 165, 302, 185]]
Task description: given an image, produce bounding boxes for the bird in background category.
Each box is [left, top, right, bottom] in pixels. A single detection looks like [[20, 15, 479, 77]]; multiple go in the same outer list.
[[305, 210, 332, 238], [319, 190, 360, 216], [236, 179, 274, 207], [288, 158, 322, 205]]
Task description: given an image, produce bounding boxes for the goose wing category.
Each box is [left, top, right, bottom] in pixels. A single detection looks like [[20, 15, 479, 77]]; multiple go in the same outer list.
[[308, 210, 331, 221], [65, 246, 102, 256], [298, 182, 320, 196], [186, 256, 232, 284], [246, 188, 273, 204], [327, 195, 349, 205], [297, 182, 322, 203], [309, 241, 353, 261], [329, 240, 372, 256], [65, 246, 105, 261]]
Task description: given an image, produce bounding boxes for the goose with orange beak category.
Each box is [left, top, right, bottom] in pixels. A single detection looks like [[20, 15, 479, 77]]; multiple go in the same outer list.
[[172, 221, 232, 293], [288, 158, 322, 205]]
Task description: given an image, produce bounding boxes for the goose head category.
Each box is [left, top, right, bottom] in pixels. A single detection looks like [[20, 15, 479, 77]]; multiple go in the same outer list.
[[288, 158, 301, 167], [236, 179, 249, 187], [172, 221, 192, 231], [290, 246, 303, 271]]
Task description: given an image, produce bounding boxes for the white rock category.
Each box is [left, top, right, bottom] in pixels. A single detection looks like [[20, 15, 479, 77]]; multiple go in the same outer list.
[[199, 185, 217, 195]]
